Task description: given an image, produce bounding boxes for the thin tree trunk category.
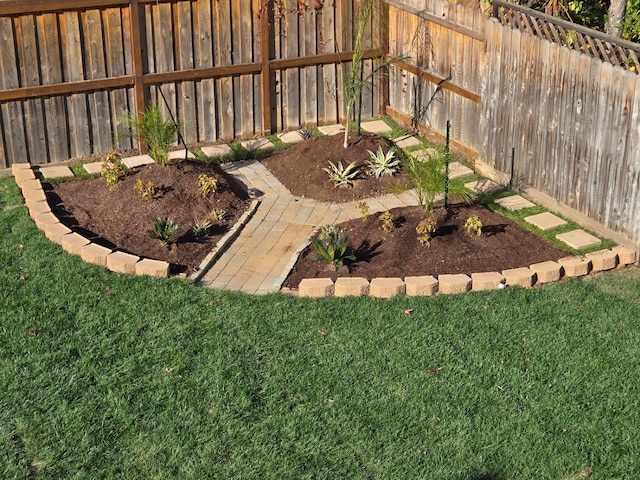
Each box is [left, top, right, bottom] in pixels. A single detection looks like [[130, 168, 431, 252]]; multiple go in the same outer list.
[[606, 0, 627, 37]]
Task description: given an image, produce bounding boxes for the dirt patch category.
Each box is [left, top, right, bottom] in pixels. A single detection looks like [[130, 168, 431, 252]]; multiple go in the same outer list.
[[46, 159, 251, 276]]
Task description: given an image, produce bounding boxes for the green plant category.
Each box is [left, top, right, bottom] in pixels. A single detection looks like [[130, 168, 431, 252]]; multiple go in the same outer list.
[[198, 174, 218, 197], [416, 215, 437, 247], [310, 225, 356, 271], [121, 104, 181, 166], [299, 127, 314, 140], [100, 150, 127, 186], [147, 217, 181, 242], [323, 160, 360, 188], [366, 147, 400, 178], [465, 215, 483, 236], [379, 211, 395, 233], [191, 218, 212, 238], [134, 178, 156, 201], [210, 209, 227, 222], [358, 201, 370, 221], [403, 149, 475, 218]]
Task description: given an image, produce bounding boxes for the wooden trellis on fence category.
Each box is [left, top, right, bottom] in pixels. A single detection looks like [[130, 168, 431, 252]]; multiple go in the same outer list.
[[492, 0, 640, 72]]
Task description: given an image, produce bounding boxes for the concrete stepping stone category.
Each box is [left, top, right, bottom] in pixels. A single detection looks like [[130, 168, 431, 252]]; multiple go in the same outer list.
[[471, 272, 505, 291], [39, 165, 74, 179], [524, 212, 567, 231], [612, 245, 637, 265], [370, 278, 405, 298], [448, 162, 474, 179], [317, 124, 345, 136], [82, 162, 103, 174], [585, 249, 618, 272], [465, 179, 502, 194], [502, 267, 535, 288], [334, 277, 370, 297], [241, 138, 275, 151], [494, 195, 536, 211], [411, 148, 439, 161], [437, 274, 471, 294], [168, 149, 196, 161], [299, 278, 335, 298], [558, 256, 591, 277], [393, 134, 420, 148], [279, 131, 305, 144], [405, 275, 438, 296], [201, 144, 233, 157], [555, 229, 600, 249], [122, 154, 154, 168], [530, 261, 562, 283], [360, 120, 392, 134]]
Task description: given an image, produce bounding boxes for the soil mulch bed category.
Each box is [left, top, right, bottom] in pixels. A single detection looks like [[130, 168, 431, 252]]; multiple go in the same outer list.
[[46, 159, 251, 276], [260, 132, 570, 289]]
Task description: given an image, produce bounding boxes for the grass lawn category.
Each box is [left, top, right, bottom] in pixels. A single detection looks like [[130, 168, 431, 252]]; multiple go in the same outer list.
[[1, 174, 640, 479]]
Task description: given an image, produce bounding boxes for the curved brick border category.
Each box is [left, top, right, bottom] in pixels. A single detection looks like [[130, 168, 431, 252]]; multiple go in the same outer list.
[[12, 163, 259, 280]]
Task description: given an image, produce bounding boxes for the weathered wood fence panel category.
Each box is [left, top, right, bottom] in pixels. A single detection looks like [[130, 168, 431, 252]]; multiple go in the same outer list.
[[0, 0, 382, 169], [386, 0, 485, 152], [480, 18, 640, 245]]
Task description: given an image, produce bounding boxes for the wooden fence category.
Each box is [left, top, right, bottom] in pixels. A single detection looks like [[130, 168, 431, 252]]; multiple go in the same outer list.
[[0, 0, 384, 168]]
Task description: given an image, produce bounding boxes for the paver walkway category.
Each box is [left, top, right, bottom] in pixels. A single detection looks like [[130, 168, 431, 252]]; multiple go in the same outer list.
[[197, 160, 418, 294]]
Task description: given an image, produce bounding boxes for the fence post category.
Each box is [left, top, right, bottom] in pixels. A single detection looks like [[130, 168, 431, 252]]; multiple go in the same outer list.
[[260, 0, 275, 135], [379, 0, 390, 116], [129, 0, 147, 153]]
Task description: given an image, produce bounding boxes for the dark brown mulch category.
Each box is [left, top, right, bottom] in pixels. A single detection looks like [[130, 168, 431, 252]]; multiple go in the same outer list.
[[46, 159, 251, 276], [260, 132, 570, 289]]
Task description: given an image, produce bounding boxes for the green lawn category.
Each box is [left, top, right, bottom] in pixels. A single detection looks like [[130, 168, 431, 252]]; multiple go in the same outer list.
[[1, 174, 640, 479]]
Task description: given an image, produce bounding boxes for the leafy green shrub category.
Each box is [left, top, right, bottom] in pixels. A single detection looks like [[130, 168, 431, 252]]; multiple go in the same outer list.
[[366, 147, 400, 178], [101, 150, 127, 186], [323, 160, 360, 188], [121, 104, 180, 166], [134, 179, 155, 202], [147, 217, 181, 242], [198, 174, 218, 197], [310, 225, 355, 271], [465, 215, 483, 236], [416, 216, 437, 247], [379, 211, 395, 233]]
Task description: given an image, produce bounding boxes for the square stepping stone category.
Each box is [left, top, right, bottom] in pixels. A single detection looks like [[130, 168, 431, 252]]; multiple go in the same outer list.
[[122, 154, 154, 168], [317, 124, 345, 136], [241, 138, 275, 151], [168, 149, 195, 160], [465, 179, 502, 194], [524, 212, 567, 231], [82, 162, 103, 175], [279, 131, 305, 144], [495, 195, 536, 211], [201, 144, 233, 157], [555, 229, 600, 249], [448, 162, 474, 179], [39, 165, 74, 179], [360, 120, 392, 134], [411, 148, 440, 161], [393, 134, 420, 148]]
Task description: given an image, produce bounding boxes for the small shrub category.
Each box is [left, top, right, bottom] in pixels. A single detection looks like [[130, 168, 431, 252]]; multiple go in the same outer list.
[[198, 174, 218, 197], [465, 215, 483, 236], [299, 127, 314, 139], [210, 209, 227, 222], [358, 201, 370, 221], [323, 160, 360, 188], [366, 146, 400, 178], [101, 150, 126, 186], [416, 216, 437, 247], [379, 211, 395, 233], [147, 217, 181, 242], [121, 104, 180, 166], [191, 219, 212, 238], [310, 225, 356, 271], [134, 179, 155, 202]]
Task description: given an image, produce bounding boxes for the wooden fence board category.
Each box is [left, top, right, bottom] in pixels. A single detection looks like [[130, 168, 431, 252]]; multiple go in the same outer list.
[[320, 4, 338, 124], [213, 0, 234, 139], [194, 0, 215, 141]]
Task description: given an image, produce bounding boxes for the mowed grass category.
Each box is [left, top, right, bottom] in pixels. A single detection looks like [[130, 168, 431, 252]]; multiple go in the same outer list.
[[1, 175, 640, 479]]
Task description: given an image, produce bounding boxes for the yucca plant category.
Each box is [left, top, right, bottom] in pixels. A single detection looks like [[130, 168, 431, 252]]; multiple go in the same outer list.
[[147, 217, 181, 242], [366, 146, 400, 178], [323, 160, 361, 188], [121, 104, 181, 166], [310, 226, 356, 271], [191, 218, 212, 239]]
